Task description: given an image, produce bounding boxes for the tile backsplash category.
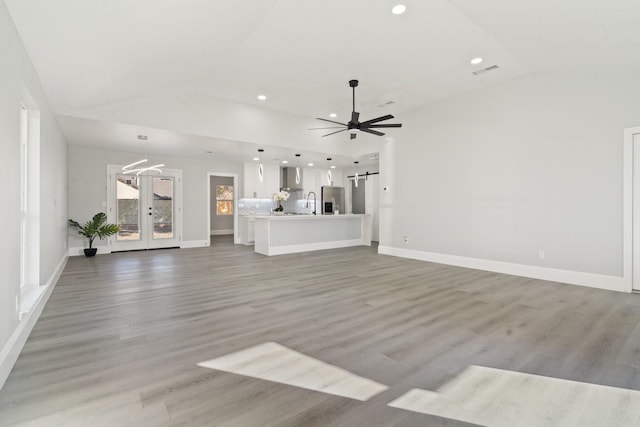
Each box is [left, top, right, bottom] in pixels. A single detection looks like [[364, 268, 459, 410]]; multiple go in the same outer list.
[[238, 196, 315, 215]]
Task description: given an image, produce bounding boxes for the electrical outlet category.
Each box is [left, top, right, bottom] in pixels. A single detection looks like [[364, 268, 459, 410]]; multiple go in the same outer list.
[[538, 250, 545, 260]]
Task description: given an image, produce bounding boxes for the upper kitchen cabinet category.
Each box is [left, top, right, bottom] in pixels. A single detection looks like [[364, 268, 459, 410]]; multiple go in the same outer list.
[[243, 162, 279, 198], [303, 167, 318, 197], [303, 167, 345, 199]]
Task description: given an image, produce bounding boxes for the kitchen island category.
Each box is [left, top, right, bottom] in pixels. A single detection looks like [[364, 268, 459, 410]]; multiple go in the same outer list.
[[254, 214, 371, 256]]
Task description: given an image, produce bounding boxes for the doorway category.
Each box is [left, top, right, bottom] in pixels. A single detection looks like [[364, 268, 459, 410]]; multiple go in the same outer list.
[[107, 166, 182, 251], [207, 173, 239, 245]]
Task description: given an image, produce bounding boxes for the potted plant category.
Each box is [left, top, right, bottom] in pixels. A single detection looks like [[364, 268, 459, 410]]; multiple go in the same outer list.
[[68, 212, 120, 257]]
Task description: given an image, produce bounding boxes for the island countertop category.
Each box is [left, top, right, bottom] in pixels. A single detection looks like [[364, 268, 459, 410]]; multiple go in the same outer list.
[[254, 214, 371, 256]]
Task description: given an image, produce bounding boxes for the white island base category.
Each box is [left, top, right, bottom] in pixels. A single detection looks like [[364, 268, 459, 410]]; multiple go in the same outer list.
[[254, 214, 371, 256]]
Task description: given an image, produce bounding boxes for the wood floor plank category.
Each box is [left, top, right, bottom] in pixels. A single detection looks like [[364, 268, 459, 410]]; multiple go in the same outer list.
[[1, 236, 640, 426]]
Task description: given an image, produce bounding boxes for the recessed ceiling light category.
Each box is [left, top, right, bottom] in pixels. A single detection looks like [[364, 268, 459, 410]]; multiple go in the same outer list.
[[137, 134, 148, 140], [282, 160, 289, 164], [257, 94, 267, 101], [329, 113, 337, 118], [391, 4, 406, 15], [470, 57, 483, 65], [253, 157, 260, 161], [308, 163, 314, 167], [330, 165, 336, 169]]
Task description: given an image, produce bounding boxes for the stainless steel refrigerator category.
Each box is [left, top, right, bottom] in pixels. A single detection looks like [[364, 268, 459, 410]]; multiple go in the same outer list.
[[321, 186, 345, 214]]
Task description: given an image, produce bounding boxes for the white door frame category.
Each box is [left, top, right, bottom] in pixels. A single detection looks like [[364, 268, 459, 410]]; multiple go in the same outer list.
[[107, 165, 183, 251], [207, 172, 239, 244], [623, 126, 640, 292]]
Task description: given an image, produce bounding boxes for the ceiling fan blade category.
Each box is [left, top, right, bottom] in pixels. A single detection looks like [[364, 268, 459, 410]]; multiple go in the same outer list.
[[360, 128, 385, 137], [367, 123, 402, 128], [350, 133, 356, 140], [316, 118, 347, 126], [308, 126, 346, 130], [322, 129, 348, 137], [359, 114, 394, 126], [351, 111, 360, 124]]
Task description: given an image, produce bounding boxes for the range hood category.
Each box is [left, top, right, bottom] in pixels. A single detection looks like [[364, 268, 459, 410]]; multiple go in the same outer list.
[[280, 167, 303, 191]]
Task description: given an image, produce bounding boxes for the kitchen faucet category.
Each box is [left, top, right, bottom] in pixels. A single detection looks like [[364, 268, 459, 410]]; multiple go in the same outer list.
[[306, 191, 317, 215]]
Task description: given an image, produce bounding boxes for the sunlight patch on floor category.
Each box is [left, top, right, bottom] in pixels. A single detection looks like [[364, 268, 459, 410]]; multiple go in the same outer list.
[[388, 365, 640, 426], [198, 342, 388, 401]]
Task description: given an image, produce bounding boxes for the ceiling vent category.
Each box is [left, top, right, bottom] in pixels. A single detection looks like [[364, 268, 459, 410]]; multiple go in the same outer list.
[[472, 65, 499, 76], [379, 100, 395, 107]]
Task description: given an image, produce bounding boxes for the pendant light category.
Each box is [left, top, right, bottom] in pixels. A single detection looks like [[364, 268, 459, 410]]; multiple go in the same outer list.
[[122, 159, 164, 175], [295, 153, 301, 185], [122, 135, 164, 175], [326, 158, 332, 185], [354, 161, 359, 188], [258, 149, 264, 182]]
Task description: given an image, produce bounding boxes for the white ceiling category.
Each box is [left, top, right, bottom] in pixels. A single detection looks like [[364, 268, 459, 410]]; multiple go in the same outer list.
[[6, 0, 640, 167]]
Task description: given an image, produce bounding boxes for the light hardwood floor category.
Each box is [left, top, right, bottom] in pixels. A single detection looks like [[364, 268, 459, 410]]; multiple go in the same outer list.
[[1, 236, 640, 426]]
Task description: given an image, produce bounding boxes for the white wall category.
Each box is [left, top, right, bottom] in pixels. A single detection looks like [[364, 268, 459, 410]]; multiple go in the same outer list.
[[68, 146, 242, 248], [0, 1, 68, 387], [381, 73, 640, 290], [210, 175, 234, 234]]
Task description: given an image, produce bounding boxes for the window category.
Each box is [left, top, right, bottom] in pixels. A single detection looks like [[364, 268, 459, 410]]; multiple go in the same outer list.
[[216, 185, 233, 215], [20, 105, 27, 288]]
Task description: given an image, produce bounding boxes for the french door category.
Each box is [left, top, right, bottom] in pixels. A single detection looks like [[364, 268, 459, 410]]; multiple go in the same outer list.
[[107, 166, 182, 251]]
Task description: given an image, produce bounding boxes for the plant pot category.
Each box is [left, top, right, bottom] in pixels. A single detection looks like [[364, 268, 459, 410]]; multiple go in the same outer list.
[[84, 248, 98, 257]]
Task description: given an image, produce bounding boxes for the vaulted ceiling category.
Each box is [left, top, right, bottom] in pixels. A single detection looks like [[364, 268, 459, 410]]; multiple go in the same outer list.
[[6, 0, 640, 166]]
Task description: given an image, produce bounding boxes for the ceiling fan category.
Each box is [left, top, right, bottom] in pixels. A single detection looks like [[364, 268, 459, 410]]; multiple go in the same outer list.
[[310, 80, 402, 140]]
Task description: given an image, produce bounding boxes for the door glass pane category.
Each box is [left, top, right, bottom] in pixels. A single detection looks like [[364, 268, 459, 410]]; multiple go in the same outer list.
[[116, 175, 141, 241], [153, 177, 174, 239]]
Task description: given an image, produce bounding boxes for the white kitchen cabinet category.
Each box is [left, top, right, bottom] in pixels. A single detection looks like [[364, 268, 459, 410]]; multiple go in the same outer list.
[[239, 215, 256, 245], [244, 162, 279, 198], [304, 167, 344, 196], [303, 167, 318, 197]]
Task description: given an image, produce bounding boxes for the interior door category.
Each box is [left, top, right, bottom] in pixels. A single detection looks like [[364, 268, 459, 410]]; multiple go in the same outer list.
[[108, 166, 182, 251]]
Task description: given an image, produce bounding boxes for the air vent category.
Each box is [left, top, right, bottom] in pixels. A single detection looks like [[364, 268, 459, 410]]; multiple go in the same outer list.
[[379, 100, 395, 107], [473, 65, 499, 76]]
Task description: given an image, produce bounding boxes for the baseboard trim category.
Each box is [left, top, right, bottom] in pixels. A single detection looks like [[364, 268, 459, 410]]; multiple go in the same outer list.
[[181, 240, 210, 249], [210, 229, 234, 236], [378, 246, 628, 293], [0, 254, 68, 390]]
